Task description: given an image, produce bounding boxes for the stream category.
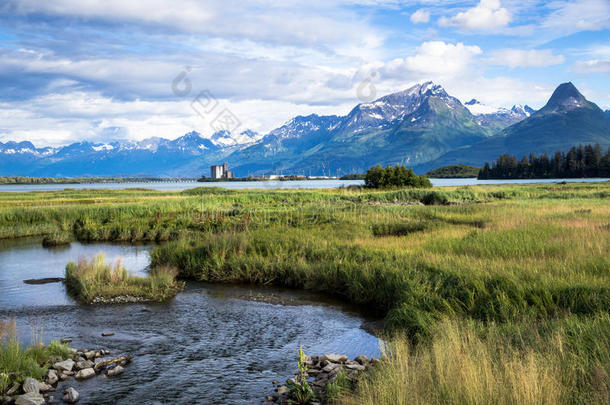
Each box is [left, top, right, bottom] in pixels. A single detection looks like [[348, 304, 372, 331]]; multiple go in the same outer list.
[[0, 238, 381, 404]]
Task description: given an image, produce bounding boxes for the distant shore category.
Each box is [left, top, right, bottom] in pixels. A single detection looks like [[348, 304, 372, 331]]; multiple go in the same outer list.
[[0, 176, 198, 185]]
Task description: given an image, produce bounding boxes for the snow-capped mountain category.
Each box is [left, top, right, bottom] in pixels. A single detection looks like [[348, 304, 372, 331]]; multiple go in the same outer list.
[[2, 81, 608, 177], [210, 129, 261, 146], [264, 114, 341, 141], [227, 82, 490, 175], [429, 82, 610, 169], [336, 82, 459, 134], [464, 99, 535, 131]]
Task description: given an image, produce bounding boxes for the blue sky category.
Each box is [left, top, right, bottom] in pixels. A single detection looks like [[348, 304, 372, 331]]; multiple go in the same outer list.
[[0, 0, 609, 146]]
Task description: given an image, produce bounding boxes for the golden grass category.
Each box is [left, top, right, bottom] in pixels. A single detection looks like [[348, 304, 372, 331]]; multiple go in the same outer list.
[[344, 320, 567, 405]]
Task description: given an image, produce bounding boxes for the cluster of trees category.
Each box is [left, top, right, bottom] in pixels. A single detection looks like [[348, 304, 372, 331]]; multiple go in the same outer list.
[[478, 144, 610, 179], [426, 164, 480, 178], [365, 164, 432, 188]]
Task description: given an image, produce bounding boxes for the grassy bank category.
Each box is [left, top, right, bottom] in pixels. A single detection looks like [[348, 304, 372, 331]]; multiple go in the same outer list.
[[0, 319, 71, 394], [1, 182, 609, 403], [65, 254, 183, 303]]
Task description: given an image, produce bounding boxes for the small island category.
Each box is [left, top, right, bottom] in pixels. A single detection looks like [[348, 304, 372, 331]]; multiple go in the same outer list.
[[64, 255, 184, 304], [425, 164, 481, 178]]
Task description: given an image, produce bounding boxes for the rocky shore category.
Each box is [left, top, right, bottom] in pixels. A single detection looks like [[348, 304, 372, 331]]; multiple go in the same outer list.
[[267, 353, 378, 404], [1, 345, 131, 405]]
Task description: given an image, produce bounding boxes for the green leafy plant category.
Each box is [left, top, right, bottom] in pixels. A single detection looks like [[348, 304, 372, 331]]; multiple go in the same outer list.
[[287, 346, 316, 404]]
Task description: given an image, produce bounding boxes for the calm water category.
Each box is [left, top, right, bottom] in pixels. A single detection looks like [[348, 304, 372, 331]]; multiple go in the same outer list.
[[0, 238, 380, 404], [0, 178, 608, 192]]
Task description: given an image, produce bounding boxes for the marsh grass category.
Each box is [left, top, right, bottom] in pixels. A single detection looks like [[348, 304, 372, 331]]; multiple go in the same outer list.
[[0, 319, 71, 394], [1, 183, 609, 403], [344, 315, 609, 405], [42, 231, 71, 247], [65, 254, 183, 303]]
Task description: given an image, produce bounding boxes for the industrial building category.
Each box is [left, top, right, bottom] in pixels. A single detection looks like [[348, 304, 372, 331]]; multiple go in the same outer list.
[[210, 162, 231, 179]]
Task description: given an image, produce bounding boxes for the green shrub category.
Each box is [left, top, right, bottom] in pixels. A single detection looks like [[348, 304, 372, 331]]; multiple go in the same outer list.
[[364, 165, 432, 189]]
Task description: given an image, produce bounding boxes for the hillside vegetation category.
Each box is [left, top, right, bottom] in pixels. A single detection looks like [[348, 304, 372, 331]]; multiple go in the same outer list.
[[425, 164, 480, 178]]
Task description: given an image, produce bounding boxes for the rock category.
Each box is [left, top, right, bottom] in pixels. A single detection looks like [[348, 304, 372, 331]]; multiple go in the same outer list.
[[46, 369, 58, 385], [53, 359, 74, 372], [75, 360, 94, 370], [101, 332, 114, 337], [21, 378, 39, 394], [15, 392, 45, 405], [84, 351, 96, 360], [322, 354, 348, 364], [38, 383, 52, 393], [6, 382, 20, 395], [60, 338, 72, 344], [107, 366, 124, 377], [0, 395, 11, 405], [371, 358, 380, 366], [75, 368, 95, 380], [59, 373, 71, 381], [345, 363, 366, 371], [50, 355, 63, 364], [322, 362, 340, 373], [62, 387, 79, 403], [276, 386, 288, 396], [355, 355, 369, 365]]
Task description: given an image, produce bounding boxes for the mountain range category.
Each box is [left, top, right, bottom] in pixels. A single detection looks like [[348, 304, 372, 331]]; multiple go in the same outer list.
[[1, 82, 609, 177]]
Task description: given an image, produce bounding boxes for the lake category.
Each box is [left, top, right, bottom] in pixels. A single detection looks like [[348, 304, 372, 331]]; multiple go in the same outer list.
[[0, 177, 608, 192], [0, 238, 381, 404]]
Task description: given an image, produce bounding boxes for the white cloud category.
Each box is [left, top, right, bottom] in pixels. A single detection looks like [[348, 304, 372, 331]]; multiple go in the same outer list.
[[439, 0, 511, 31], [570, 60, 610, 75], [0, 90, 353, 146], [487, 49, 565, 68], [410, 9, 430, 24], [6, 0, 385, 52], [380, 41, 482, 78], [541, 0, 610, 34]]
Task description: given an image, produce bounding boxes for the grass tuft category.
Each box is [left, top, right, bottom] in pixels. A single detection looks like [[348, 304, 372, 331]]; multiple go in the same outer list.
[[65, 254, 184, 303]]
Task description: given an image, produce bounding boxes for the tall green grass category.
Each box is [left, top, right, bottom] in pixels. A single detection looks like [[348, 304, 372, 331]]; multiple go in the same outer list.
[[65, 254, 184, 303], [0, 319, 71, 394]]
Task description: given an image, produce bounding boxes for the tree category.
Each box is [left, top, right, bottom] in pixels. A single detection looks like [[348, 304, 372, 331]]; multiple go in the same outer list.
[[364, 164, 431, 188]]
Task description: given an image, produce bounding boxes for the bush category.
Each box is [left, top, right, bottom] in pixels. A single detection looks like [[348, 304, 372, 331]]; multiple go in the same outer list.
[[364, 165, 432, 189]]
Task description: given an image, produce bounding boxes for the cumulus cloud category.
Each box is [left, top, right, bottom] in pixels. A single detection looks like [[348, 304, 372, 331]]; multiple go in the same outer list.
[[487, 49, 565, 68], [380, 41, 482, 78], [570, 60, 610, 74], [439, 0, 511, 30], [410, 9, 430, 24]]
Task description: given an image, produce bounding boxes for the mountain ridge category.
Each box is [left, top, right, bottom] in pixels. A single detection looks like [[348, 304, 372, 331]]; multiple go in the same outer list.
[[2, 82, 609, 177]]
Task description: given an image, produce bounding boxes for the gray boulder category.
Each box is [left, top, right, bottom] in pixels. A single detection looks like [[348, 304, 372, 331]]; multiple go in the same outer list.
[[38, 382, 52, 393], [322, 354, 347, 364], [62, 387, 79, 403], [75, 368, 95, 380], [75, 360, 94, 370], [15, 392, 45, 405], [46, 369, 58, 385], [21, 378, 39, 394], [53, 359, 74, 372], [107, 366, 124, 377]]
